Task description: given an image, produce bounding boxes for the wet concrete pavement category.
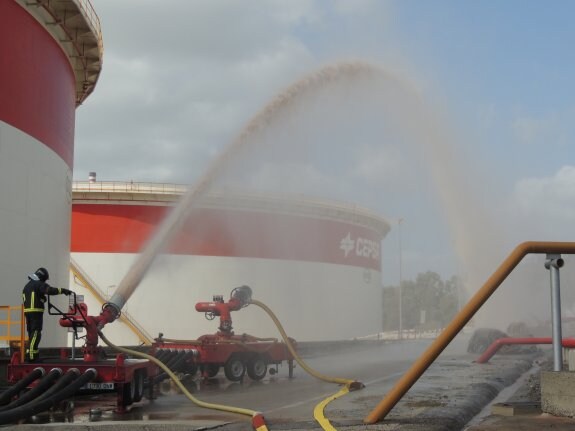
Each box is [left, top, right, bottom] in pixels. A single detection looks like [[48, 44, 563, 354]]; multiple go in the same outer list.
[[3, 344, 575, 430], [464, 357, 575, 431]]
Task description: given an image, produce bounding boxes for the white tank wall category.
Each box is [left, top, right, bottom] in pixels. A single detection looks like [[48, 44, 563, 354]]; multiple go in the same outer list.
[[0, 121, 72, 347], [71, 252, 382, 344]]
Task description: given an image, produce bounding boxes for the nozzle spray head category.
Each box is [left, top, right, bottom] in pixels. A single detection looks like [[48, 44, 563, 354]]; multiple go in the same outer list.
[[231, 285, 252, 306], [97, 302, 122, 328]]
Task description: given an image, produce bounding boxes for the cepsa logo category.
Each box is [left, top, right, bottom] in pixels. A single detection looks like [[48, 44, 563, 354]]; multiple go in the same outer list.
[[339, 233, 380, 260]]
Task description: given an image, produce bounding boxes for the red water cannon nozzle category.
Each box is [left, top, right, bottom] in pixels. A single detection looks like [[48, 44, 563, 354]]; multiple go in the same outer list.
[[195, 286, 253, 336]]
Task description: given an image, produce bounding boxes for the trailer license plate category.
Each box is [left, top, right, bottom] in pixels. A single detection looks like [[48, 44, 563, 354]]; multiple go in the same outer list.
[[85, 382, 115, 390]]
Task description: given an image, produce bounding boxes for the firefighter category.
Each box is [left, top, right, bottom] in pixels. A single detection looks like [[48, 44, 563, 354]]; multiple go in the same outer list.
[[22, 267, 73, 362]]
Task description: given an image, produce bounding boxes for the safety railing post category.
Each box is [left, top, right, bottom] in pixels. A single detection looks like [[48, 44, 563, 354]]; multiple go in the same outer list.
[[545, 254, 564, 371]]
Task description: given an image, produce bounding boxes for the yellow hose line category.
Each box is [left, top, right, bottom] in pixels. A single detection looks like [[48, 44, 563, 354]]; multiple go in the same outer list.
[[251, 299, 364, 431], [97, 330, 267, 430], [314, 386, 350, 431], [251, 299, 354, 386]]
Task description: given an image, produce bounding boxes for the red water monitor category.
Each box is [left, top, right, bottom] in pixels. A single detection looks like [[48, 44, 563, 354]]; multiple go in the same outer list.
[[195, 286, 253, 335]]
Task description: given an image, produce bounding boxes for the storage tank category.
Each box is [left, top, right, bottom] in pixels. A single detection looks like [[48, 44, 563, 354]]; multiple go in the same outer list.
[[70, 180, 390, 343], [0, 1, 103, 346]]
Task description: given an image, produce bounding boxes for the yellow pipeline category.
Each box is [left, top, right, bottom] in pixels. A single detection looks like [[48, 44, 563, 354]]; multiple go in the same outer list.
[[251, 299, 364, 430], [97, 330, 269, 431], [365, 241, 575, 424]]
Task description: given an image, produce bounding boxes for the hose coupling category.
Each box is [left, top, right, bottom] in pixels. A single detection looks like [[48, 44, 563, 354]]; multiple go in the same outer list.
[[348, 381, 365, 391]]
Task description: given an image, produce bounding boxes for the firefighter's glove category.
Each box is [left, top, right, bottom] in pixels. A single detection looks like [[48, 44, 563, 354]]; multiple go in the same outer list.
[[61, 288, 73, 296]]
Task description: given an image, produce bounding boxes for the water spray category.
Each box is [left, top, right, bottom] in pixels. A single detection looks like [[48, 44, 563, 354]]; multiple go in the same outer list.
[[98, 61, 391, 325]]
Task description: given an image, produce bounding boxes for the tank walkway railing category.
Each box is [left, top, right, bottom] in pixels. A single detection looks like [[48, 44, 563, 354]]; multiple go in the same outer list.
[[72, 182, 389, 234], [72, 181, 188, 195], [69, 258, 154, 345], [73, 0, 103, 54], [22, 0, 103, 104], [365, 241, 575, 424]]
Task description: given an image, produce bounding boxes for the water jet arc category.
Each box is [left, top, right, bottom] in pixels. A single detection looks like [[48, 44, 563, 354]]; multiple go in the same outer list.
[[101, 62, 388, 322]]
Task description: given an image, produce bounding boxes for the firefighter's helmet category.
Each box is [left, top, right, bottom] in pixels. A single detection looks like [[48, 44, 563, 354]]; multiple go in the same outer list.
[[35, 267, 49, 282]]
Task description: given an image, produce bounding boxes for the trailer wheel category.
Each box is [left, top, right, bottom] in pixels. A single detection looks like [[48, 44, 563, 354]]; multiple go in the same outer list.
[[132, 370, 145, 403], [247, 356, 267, 381], [121, 380, 135, 407], [224, 357, 246, 382]]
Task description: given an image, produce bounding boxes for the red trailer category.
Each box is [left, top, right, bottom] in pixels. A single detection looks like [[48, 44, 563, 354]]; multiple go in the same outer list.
[[7, 295, 157, 412], [152, 286, 296, 382]]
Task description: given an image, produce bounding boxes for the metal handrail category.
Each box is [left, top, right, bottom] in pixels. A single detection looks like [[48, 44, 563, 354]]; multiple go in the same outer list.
[[0, 306, 26, 361], [73, 181, 188, 195], [72, 0, 103, 57], [365, 241, 575, 424]]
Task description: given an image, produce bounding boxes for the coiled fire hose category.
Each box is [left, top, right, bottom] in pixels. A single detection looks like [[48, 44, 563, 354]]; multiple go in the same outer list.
[[250, 299, 364, 431], [97, 330, 269, 431]]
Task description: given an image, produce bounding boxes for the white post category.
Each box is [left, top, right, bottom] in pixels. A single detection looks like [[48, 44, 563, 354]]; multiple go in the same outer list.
[[398, 218, 403, 340]]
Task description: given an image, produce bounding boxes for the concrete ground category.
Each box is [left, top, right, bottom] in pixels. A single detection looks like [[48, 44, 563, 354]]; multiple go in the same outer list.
[[3, 346, 575, 430], [6, 351, 575, 430], [465, 358, 575, 431]]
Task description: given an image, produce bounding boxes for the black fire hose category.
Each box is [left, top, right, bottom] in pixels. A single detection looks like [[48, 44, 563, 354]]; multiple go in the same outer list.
[[0, 368, 97, 425], [164, 350, 186, 369], [154, 349, 173, 362], [155, 350, 176, 367], [32, 369, 80, 403], [171, 350, 196, 373], [154, 350, 197, 383], [0, 368, 62, 412], [0, 368, 44, 406]]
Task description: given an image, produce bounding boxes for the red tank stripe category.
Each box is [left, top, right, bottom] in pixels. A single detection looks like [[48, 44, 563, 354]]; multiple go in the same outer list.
[[0, 2, 75, 167], [71, 204, 382, 270]]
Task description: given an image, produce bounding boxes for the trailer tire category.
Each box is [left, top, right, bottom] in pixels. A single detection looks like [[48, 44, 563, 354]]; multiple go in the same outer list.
[[133, 370, 145, 403], [224, 356, 246, 382], [247, 356, 267, 381], [121, 380, 135, 407]]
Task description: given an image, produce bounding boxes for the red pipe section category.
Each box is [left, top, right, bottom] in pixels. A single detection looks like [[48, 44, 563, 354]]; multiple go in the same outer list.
[[476, 337, 575, 364]]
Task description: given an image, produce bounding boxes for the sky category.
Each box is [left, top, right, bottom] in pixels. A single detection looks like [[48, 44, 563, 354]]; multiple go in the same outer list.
[[74, 0, 575, 322]]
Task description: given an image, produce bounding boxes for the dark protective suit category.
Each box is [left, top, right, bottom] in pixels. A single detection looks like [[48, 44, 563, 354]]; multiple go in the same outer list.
[[22, 274, 70, 362]]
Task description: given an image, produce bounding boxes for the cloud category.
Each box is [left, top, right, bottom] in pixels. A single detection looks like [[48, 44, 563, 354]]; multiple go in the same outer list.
[[514, 165, 575, 221], [74, 1, 327, 183]]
